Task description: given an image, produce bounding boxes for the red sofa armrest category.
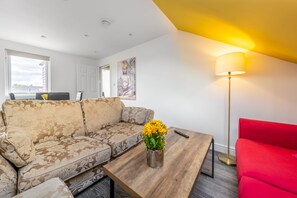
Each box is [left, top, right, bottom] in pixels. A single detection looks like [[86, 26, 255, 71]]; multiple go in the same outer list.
[[239, 118, 297, 150]]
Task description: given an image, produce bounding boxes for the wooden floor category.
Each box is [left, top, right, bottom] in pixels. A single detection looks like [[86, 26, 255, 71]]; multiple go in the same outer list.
[[75, 151, 238, 198]]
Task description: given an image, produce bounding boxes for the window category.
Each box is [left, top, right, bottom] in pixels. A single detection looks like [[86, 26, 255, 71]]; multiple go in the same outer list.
[[5, 49, 50, 95]]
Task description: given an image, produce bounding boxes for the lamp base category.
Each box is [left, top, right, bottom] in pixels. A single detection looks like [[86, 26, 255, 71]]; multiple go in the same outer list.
[[218, 154, 236, 166]]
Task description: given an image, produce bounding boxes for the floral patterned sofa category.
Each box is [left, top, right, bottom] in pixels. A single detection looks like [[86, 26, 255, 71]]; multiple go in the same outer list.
[[0, 97, 154, 197]]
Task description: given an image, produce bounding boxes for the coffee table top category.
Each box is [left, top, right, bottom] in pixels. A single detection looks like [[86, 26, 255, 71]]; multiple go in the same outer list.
[[102, 127, 213, 198]]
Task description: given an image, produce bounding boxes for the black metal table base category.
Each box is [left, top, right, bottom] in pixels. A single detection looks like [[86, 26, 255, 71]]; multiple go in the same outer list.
[[201, 138, 215, 178], [110, 178, 114, 198]]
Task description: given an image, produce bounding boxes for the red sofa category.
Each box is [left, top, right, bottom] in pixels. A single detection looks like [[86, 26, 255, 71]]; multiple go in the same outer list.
[[236, 118, 297, 198]]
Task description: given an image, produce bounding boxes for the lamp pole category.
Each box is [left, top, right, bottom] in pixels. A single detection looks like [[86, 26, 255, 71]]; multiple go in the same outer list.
[[227, 72, 231, 161], [218, 71, 236, 165]]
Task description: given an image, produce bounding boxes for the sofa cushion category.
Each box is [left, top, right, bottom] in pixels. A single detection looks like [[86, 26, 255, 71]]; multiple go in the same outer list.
[[14, 177, 73, 198], [81, 97, 124, 133], [236, 138, 297, 195], [88, 122, 143, 157], [0, 154, 17, 198], [0, 126, 35, 167], [121, 107, 154, 125], [18, 136, 111, 192], [239, 176, 297, 198], [2, 100, 85, 144]]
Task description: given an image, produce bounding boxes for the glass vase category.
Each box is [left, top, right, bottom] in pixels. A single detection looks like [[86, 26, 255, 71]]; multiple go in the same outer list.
[[146, 150, 164, 168]]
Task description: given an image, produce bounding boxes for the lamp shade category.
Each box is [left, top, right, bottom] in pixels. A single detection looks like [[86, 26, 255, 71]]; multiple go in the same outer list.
[[216, 52, 246, 76]]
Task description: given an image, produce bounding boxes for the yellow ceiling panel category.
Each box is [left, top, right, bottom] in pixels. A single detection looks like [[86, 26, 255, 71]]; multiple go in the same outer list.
[[154, 0, 297, 63]]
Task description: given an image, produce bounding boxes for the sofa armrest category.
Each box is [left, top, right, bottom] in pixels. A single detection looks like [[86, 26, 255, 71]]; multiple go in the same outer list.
[[13, 177, 73, 198], [239, 118, 297, 150], [122, 107, 154, 125]]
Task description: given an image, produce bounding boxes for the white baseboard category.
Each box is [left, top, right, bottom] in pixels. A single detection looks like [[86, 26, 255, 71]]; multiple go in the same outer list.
[[211, 143, 236, 156]]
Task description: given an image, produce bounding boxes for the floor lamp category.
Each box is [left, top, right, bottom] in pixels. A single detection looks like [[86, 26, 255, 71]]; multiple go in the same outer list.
[[215, 52, 246, 166]]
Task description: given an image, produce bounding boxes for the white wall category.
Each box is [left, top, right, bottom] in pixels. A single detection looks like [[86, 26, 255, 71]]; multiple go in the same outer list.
[[0, 39, 97, 103], [99, 31, 297, 154]]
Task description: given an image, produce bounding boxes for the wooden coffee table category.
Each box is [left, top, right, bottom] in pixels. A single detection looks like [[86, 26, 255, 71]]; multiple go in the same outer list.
[[102, 127, 214, 198]]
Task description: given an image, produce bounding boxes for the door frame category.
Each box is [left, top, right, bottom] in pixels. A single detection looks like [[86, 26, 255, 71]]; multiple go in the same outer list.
[[99, 64, 111, 97]]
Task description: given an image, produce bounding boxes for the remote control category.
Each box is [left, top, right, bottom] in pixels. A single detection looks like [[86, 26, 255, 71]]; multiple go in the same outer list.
[[174, 130, 190, 138]]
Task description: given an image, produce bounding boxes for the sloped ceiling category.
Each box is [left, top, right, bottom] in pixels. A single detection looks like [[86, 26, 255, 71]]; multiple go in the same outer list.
[[154, 0, 297, 63]]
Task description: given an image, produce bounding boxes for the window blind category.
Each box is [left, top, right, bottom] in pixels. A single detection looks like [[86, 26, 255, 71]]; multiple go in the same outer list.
[[5, 49, 50, 61]]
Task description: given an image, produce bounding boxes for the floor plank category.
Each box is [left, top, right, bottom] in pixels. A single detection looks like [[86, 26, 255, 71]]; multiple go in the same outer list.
[[75, 151, 238, 198]]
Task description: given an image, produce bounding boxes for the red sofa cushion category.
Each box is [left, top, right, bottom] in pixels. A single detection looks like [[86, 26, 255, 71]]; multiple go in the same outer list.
[[239, 176, 297, 198], [236, 138, 297, 195]]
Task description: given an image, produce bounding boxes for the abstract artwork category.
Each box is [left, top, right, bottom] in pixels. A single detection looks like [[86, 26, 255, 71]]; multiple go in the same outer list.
[[117, 57, 136, 100]]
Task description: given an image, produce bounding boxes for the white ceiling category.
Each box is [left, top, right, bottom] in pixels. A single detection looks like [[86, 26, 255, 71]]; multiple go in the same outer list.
[[0, 0, 175, 59]]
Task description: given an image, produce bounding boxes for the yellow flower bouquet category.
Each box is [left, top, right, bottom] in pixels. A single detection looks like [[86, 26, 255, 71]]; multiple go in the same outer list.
[[142, 120, 167, 150], [142, 120, 167, 168]]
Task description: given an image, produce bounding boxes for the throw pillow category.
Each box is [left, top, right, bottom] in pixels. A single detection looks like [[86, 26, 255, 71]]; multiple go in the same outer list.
[[122, 107, 148, 125], [0, 126, 35, 168]]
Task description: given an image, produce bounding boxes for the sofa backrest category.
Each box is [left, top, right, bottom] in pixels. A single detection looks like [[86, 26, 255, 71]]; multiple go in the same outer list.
[[239, 118, 297, 150], [81, 97, 124, 133], [0, 154, 17, 198], [2, 100, 85, 144]]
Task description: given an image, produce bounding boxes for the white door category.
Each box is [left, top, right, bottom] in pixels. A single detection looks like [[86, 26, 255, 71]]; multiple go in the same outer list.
[[77, 65, 99, 99]]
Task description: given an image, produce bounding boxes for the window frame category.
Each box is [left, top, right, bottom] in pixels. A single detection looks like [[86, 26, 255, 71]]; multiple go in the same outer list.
[[5, 49, 51, 97]]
